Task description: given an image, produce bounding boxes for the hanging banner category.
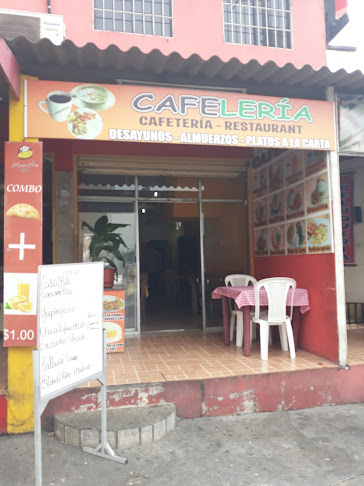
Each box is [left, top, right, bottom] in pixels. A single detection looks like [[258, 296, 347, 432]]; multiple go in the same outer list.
[[341, 173, 355, 264], [335, 0, 348, 17], [24, 80, 336, 151], [338, 94, 364, 154], [3, 142, 43, 347]]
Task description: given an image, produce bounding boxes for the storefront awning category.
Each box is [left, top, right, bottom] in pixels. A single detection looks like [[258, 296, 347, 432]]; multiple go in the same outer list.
[[2, 36, 364, 103]]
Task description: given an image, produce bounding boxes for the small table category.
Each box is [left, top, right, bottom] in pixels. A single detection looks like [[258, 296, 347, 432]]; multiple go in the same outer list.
[[211, 286, 310, 357]]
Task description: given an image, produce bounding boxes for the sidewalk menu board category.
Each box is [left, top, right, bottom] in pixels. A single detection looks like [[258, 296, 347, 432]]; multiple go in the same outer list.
[[37, 262, 104, 400], [103, 288, 125, 353]]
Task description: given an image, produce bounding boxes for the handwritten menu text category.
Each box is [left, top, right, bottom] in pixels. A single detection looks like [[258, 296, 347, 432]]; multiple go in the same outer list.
[[37, 263, 104, 399]]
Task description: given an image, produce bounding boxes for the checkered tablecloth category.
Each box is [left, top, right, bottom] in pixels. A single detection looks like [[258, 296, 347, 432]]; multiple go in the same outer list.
[[211, 286, 310, 314]]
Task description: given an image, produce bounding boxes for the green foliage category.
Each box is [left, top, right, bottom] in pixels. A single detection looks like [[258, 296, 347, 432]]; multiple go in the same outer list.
[[81, 215, 129, 277]]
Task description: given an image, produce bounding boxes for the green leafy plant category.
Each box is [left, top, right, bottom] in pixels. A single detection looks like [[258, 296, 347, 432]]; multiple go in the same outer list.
[[81, 215, 129, 277]]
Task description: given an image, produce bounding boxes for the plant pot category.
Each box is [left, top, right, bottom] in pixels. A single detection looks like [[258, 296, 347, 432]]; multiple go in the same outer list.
[[104, 268, 115, 288]]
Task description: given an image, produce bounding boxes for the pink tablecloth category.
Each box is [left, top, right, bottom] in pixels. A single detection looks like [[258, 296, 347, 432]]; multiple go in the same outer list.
[[212, 286, 310, 314]]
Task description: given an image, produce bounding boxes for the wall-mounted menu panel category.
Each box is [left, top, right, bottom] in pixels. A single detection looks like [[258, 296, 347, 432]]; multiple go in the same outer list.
[[252, 149, 333, 257]]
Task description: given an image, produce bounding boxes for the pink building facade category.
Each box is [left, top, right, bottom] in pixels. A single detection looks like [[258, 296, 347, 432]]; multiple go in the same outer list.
[[0, 0, 357, 436], [1, 0, 331, 68]]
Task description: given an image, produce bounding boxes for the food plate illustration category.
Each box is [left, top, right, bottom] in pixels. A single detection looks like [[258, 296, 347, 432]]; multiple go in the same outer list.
[[309, 178, 328, 207], [307, 218, 330, 247], [286, 186, 304, 213], [255, 200, 266, 225], [286, 221, 305, 249], [103, 295, 125, 312], [67, 108, 103, 139], [306, 151, 326, 175], [285, 154, 303, 176], [104, 322, 123, 344], [270, 226, 283, 253], [70, 84, 115, 111], [259, 169, 268, 192], [269, 163, 283, 192], [269, 193, 283, 219], [255, 229, 268, 253]]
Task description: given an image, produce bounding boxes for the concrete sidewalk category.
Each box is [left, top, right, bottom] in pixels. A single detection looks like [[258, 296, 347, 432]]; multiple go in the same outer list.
[[1, 403, 364, 486]]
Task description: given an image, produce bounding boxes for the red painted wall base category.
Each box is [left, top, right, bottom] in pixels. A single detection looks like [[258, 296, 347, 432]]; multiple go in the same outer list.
[[1, 365, 363, 434], [38, 365, 364, 429], [254, 254, 338, 363]]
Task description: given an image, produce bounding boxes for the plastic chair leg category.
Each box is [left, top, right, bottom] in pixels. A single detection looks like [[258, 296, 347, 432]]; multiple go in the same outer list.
[[285, 321, 296, 359], [278, 325, 288, 351], [250, 320, 256, 343], [259, 323, 269, 361], [230, 314, 235, 342], [236, 313, 243, 347]]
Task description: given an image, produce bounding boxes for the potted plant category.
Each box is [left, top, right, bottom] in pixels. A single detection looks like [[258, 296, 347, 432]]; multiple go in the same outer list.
[[81, 215, 129, 288]]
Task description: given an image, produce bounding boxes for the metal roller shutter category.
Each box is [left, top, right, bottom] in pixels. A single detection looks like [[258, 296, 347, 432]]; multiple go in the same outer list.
[[77, 155, 248, 178]]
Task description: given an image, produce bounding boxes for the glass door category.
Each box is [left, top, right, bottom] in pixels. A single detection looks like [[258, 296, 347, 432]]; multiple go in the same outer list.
[[138, 176, 202, 332]]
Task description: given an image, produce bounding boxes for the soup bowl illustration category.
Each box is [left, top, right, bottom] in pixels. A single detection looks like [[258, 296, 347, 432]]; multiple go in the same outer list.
[[72, 84, 110, 110]]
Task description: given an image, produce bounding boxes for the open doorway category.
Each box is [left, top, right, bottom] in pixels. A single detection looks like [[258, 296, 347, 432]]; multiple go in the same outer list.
[[76, 167, 249, 335], [139, 201, 202, 332]]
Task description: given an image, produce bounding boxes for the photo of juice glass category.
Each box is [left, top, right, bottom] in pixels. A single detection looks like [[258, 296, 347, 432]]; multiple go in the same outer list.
[[18, 283, 30, 301], [3, 273, 37, 315]]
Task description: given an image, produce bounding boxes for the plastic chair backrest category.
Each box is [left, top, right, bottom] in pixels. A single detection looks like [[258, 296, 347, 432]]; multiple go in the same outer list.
[[254, 277, 296, 322], [225, 274, 257, 287], [225, 274, 257, 312]]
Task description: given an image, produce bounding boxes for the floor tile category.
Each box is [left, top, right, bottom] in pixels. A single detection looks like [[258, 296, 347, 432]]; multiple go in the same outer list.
[[0, 328, 363, 393]]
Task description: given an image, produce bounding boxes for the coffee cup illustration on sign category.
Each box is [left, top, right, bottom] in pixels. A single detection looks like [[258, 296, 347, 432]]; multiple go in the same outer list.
[[38, 91, 73, 122]]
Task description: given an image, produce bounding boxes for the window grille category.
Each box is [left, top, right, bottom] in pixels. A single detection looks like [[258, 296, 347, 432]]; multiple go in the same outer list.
[[94, 0, 173, 37], [223, 0, 292, 49]]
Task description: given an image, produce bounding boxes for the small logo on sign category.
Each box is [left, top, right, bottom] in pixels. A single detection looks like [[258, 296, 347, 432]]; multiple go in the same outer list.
[[18, 146, 33, 160]]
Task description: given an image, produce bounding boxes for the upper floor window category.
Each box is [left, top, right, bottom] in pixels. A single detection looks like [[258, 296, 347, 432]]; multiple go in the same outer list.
[[94, 0, 173, 37], [223, 0, 292, 49]]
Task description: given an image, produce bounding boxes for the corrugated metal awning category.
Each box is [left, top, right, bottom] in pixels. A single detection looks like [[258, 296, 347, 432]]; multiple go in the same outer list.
[[1, 36, 364, 104]]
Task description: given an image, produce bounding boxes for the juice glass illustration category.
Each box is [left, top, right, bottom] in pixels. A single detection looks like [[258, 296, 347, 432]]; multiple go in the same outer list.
[[18, 283, 30, 301]]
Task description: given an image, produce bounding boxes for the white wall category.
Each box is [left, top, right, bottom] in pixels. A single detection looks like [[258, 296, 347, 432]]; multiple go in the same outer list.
[[341, 157, 364, 302]]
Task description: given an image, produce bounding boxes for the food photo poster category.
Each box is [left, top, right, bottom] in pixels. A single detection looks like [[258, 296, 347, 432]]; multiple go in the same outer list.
[[252, 149, 333, 257]]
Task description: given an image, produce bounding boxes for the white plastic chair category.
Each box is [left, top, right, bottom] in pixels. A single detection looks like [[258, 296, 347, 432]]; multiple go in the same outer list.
[[253, 277, 296, 361], [225, 274, 257, 348]]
